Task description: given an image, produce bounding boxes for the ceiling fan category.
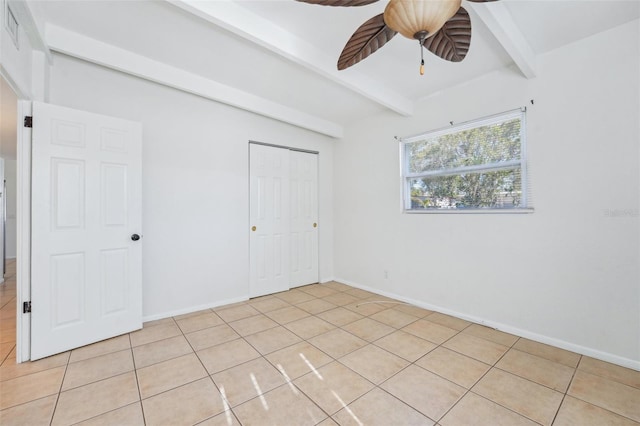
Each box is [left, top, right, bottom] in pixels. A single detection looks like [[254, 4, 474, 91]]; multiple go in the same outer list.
[[296, 0, 498, 75]]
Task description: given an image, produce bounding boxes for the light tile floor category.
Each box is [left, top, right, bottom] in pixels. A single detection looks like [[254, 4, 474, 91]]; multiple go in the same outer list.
[[1, 270, 639, 425]]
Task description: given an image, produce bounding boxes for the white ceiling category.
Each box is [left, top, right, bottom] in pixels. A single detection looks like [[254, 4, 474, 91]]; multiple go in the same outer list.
[[503, 1, 640, 54], [35, 0, 639, 132]]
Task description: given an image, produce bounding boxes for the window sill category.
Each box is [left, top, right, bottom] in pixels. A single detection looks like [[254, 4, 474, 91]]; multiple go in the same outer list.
[[403, 208, 535, 215]]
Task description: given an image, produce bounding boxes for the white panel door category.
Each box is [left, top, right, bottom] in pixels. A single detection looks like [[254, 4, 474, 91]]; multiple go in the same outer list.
[[31, 102, 142, 360], [249, 144, 290, 297], [290, 151, 318, 287]]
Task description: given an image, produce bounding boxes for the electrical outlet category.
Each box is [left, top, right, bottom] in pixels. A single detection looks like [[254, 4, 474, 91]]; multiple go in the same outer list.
[[384, 270, 389, 279]]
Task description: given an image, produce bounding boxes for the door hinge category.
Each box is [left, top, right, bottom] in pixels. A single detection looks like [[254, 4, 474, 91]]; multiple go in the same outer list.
[[24, 116, 33, 128], [23, 301, 31, 313]]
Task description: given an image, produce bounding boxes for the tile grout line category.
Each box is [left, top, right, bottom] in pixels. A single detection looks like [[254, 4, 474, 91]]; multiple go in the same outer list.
[[375, 386, 438, 424], [256, 302, 365, 424], [260, 374, 334, 423], [477, 343, 583, 425], [216, 287, 381, 424], [178, 311, 243, 425], [133, 313, 239, 424], [0, 343, 16, 366], [9, 280, 636, 425], [245, 307, 342, 423], [48, 350, 71, 426], [339, 357, 417, 419], [44, 336, 140, 424], [490, 364, 573, 395], [433, 335, 533, 425], [313, 290, 404, 420], [296, 298, 432, 424], [52, 371, 141, 424], [558, 357, 640, 425], [54, 348, 135, 392], [0, 295, 15, 311], [349, 321, 468, 424], [559, 394, 640, 425], [548, 354, 581, 426], [129, 336, 186, 366], [468, 391, 546, 425], [128, 332, 147, 426]]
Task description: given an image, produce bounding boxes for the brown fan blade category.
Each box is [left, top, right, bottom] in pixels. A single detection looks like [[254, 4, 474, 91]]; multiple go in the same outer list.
[[295, 0, 379, 6], [338, 14, 397, 70], [423, 6, 471, 63]]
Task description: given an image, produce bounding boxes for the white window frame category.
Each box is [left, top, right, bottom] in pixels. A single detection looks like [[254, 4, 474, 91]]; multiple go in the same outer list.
[[399, 108, 532, 214]]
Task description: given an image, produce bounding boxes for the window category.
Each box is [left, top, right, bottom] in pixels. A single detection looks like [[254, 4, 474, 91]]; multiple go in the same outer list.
[[400, 109, 529, 212]]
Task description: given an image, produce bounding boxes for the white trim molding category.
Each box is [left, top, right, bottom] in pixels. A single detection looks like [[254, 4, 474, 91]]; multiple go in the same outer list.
[[45, 25, 344, 139], [142, 296, 249, 323], [16, 100, 32, 363], [168, 0, 414, 117], [334, 277, 640, 372]]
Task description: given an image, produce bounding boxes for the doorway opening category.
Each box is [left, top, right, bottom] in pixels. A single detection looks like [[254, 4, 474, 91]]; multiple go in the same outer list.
[[0, 75, 20, 364]]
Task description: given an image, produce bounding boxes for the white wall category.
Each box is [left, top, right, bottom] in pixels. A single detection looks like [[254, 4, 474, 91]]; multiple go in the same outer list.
[[49, 54, 335, 319], [334, 20, 640, 367]]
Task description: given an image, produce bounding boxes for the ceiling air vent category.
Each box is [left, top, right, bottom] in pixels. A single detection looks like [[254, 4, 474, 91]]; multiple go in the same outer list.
[[5, 2, 19, 49]]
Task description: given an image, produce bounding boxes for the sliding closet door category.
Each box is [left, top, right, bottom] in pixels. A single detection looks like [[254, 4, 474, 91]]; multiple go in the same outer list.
[[249, 144, 290, 297], [290, 151, 318, 287], [249, 144, 319, 297]]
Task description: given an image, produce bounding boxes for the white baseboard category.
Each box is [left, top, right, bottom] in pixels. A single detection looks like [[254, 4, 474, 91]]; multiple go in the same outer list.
[[142, 296, 249, 323], [334, 277, 640, 372], [144, 279, 338, 323]]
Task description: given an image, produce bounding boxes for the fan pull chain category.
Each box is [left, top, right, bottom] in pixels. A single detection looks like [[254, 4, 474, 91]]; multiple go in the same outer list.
[[418, 35, 426, 76]]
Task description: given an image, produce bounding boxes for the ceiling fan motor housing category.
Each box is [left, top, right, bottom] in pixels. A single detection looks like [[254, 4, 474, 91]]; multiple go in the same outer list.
[[384, 0, 462, 40]]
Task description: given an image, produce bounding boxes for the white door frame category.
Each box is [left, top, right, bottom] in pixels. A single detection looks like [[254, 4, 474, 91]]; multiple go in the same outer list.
[[3, 58, 39, 363], [249, 142, 319, 157], [16, 99, 32, 363]]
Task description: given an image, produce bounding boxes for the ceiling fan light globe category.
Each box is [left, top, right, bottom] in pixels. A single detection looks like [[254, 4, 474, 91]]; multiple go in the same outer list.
[[384, 0, 462, 40]]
